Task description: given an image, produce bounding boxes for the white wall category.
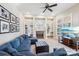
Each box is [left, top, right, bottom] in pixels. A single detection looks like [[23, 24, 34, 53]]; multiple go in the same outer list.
[[56, 4, 79, 27], [0, 3, 25, 45]]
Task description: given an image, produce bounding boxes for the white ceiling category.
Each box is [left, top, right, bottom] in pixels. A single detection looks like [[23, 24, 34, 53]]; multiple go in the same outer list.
[[15, 3, 76, 16]]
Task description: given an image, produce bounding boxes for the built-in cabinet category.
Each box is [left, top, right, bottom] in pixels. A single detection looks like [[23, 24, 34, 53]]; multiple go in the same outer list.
[[46, 17, 53, 38], [25, 17, 33, 36]]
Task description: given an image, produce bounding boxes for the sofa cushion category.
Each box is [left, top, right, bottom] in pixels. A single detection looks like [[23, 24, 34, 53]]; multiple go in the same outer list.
[[0, 43, 18, 55], [53, 48, 67, 56], [6, 43, 17, 53], [17, 37, 31, 51], [10, 37, 20, 49], [0, 43, 9, 50], [1, 44, 24, 56], [20, 34, 29, 40], [19, 37, 24, 43], [20, 34, 26, 39], [19, 34, 29, 43]]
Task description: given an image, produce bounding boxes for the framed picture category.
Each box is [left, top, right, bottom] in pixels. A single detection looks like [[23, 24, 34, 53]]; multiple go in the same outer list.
[[0, 5, 10, 21], [16, 24, 20, 32], [0, 20, 9, 33], [10, 23, 17, 32], [10, 13, 16, 23], [16, 17, 20, 24]]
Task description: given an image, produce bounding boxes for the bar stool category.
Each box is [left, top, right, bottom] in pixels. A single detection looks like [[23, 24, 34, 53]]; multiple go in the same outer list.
[[75, 41, 79, 51], [73, 38, 79, 51]]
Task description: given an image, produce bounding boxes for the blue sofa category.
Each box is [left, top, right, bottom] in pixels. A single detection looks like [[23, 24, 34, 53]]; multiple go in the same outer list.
[[0, 34, 36, 56]]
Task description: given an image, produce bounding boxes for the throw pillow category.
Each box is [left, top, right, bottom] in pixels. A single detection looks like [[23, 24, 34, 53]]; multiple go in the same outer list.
[[53, 48, 67, 56], [17, 38, 31, 51], [10, 37, 20, 49]]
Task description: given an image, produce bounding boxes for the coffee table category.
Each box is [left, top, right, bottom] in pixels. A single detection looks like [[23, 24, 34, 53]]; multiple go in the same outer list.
[[35, 41, 49, 54]]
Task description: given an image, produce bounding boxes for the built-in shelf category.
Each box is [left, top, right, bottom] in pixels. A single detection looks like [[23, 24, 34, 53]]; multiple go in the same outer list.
[[24, 16, 54, 39], [57, 13, 72, 40]]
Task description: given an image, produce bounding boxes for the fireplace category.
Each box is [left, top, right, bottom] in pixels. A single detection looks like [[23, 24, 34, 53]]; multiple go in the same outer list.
[[36, 31, 44, 39]]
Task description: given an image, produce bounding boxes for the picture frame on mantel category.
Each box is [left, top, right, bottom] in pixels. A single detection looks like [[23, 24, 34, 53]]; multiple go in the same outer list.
[[0, 5, 10, 22], [0, 20, 9, 33]]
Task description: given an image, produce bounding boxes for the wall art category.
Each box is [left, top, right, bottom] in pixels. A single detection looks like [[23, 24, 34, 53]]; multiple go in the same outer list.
[[0, 5, 10, 21], [10, 13, 16, 23], [0, 20, 9, 33], [10, 23, 17, 32]]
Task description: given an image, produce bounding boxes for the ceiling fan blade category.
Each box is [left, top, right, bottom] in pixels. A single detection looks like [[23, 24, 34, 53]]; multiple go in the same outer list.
[[49, 4, 57, 7], [45, 3, 49, 6], [48, 8, 53, 12], [43, 8, 47, 13]]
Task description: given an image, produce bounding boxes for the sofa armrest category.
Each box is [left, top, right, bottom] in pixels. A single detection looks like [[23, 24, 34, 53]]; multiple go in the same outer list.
[[29, 38, 38, 45], [0, 51, 10, 56]]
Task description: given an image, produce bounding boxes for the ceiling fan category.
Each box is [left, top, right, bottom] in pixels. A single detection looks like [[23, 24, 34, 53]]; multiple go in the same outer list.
[[42, 3, 57, 13]]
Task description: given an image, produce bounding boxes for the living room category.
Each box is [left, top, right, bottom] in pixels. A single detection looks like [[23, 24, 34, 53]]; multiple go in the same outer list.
[[0, 2, 79, 56]]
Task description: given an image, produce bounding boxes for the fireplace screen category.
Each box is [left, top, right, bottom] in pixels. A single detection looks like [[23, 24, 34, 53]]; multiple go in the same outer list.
[[36, 31, 44, 39]]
